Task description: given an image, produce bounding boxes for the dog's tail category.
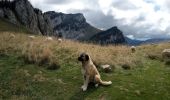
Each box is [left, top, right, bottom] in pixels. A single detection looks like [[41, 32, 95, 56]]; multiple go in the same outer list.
[[100, 80, 112, 85], [95, 75, 112, 85]]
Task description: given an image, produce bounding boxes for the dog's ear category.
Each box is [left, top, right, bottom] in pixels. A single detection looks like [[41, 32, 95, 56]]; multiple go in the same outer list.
[[85, 55, 89, 61]]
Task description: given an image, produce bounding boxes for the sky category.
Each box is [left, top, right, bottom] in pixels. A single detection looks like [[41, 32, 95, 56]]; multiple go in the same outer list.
[[29, 0, 170, 40]]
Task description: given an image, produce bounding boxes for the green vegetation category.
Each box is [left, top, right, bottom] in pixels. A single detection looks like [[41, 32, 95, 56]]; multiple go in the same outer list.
[[0, 18, 32, 34], [0, 18, 170, 100]]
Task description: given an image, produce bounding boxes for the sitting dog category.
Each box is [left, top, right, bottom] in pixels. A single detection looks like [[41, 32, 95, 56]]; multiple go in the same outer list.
[[78, 52, 112, 91]]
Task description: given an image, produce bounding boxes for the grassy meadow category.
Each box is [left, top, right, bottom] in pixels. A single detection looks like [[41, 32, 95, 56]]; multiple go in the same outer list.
[[0, 19, 170, 100]]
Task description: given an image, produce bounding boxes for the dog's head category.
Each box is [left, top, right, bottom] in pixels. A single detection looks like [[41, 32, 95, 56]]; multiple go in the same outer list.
[[78, 53, 89, 62]]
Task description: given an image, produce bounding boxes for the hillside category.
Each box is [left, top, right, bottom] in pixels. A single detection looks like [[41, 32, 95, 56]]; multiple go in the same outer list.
[[0, 19, 170, 100], [0, 18, 32, 33]]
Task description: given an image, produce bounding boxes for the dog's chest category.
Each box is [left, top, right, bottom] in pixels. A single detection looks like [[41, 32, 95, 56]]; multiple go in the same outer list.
[[81, 68, 86, 75]]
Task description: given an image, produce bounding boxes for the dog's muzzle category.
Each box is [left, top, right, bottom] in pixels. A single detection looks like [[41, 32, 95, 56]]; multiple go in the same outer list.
[[78, 57, 83, 61]]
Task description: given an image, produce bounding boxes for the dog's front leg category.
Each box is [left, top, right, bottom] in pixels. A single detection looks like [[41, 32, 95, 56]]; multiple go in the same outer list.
[[81, 75, 89, 91]]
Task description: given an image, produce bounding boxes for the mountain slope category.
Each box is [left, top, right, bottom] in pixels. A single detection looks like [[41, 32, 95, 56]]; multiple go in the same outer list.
[[0, 18, 32, 33], [44, 11, 101, 40], [0, 0, 54, 35], [91, 26, 126, 44]]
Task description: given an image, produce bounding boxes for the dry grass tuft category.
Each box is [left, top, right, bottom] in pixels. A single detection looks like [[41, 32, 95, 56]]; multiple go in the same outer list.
[[22, 41, 60, 70]]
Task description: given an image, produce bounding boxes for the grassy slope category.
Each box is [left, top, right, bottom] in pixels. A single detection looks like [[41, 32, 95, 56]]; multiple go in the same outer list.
[[0, 19, 170, 100], [0, 18, 32, 34]]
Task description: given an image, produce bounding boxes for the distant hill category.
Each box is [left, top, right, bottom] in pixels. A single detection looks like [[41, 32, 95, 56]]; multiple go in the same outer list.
[[90, 26, 126, 45], [142, 38, 170, 44], [125, 37, 143, 46], [125, 37, 170, 46]]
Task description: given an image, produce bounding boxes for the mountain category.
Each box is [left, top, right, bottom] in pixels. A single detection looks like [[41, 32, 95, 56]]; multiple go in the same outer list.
[[0, 0, 127, 45], [0, 0, 54, 35], [142, 38, 170, 44], [44, 11, 101, 40], [125, 37, 170, 46], [125, 37, 143, 46], [90, 26, 126, 45]]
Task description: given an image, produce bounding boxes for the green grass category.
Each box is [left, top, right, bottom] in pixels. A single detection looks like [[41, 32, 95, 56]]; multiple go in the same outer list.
[[0, 18, 32, 34], [0, 53, 170, 100]]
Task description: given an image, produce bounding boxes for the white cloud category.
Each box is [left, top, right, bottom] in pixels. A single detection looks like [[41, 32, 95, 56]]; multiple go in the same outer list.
[[28, 0, 170, 39], [126, 35, 134, 39]]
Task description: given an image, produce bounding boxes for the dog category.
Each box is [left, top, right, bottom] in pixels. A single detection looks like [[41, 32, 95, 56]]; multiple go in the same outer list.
[[78, 52, 112, 91]]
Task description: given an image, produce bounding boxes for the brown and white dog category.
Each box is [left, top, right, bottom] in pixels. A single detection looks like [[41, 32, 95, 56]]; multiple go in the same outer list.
[[78, 53, 112, 91]]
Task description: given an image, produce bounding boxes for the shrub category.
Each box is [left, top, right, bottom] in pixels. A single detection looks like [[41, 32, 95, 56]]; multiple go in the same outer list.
[[122, 64, 131, 70], [165, 60, 170, 65]]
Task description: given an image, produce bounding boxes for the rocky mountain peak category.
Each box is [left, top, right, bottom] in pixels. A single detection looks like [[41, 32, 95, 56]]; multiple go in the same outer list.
[[91, 26, 126, 45], [44, 11, 100, 40]]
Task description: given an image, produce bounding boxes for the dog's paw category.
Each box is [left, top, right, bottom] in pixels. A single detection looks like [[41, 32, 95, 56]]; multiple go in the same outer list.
[[81, 85, 87, 91], [95, 84, 99, 88]]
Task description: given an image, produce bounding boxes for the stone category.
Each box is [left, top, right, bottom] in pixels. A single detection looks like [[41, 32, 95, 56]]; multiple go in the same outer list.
[[100, 64, 112, 73]]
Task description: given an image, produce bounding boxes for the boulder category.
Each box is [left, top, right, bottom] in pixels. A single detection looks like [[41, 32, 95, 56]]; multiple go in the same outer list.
[[100, 65, 112, 73]]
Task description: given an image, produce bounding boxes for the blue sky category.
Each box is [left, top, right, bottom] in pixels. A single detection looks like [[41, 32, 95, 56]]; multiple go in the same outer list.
[[29, 0, 170, 39]]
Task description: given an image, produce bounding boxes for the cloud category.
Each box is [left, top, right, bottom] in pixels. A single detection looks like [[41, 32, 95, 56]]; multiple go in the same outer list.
[[28, 0, 170, 39]]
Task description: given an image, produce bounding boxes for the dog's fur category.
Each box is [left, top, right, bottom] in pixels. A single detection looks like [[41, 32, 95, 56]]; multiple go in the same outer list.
[[78, 53, 112, 91]]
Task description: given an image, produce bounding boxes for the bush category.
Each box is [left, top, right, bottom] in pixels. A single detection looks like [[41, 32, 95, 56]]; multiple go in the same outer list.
[[122, 64, 131, 70], [165, 60, 170, 65], [47, 62, 60, 70]]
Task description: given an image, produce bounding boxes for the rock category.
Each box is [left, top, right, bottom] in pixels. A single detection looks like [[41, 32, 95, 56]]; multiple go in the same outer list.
[[3, 8, 18, 24], [34, 8, 54, 36], [0, 8, 4, 17], [14, 0, 40, 34], [162, 49, 170, 60], [100, 65, 112, 73]]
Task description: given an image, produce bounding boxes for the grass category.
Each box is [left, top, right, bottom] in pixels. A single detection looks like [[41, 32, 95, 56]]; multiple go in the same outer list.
[[0, 19, 170, 99], [0, 18, 32, 34]]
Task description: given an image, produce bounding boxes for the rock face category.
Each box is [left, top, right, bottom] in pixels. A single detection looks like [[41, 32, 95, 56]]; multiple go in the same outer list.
[[0, 0, 54, 35], [91, 26, 126, 45], [44, 11, 101, 40]]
